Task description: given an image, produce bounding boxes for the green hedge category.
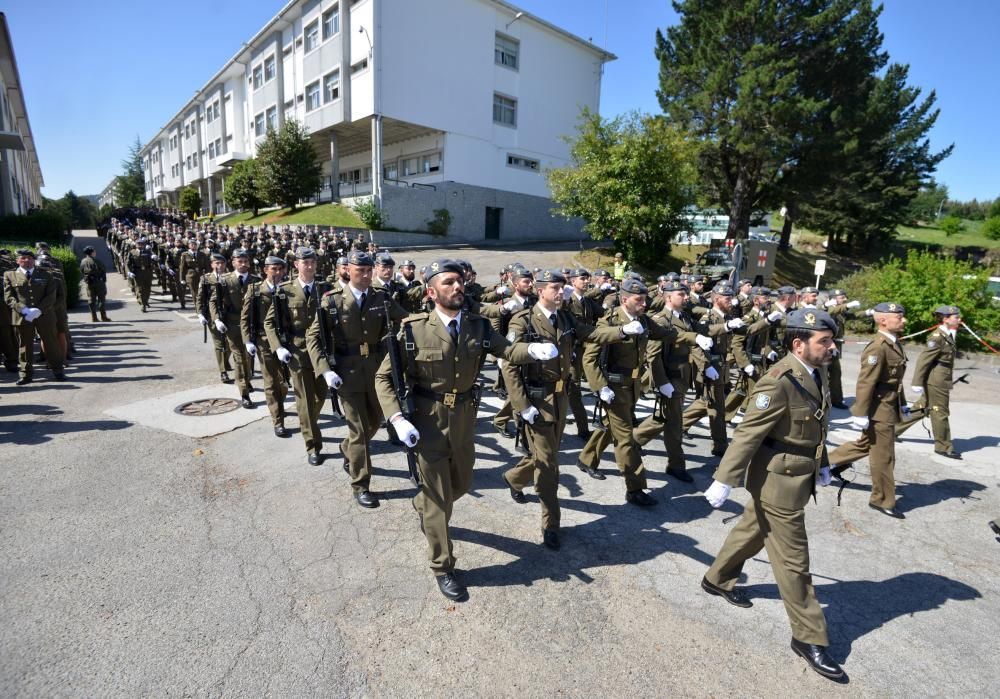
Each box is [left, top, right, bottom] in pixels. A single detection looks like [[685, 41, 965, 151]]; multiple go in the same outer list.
[[49, 246, 81, 308], [0, 211, 70, 245], [840, 249, 1000, 351]]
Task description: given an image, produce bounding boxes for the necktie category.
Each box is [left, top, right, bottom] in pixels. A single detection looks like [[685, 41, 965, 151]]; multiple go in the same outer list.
[[359, 292, 366, 308], [811, 369, 821, 390], [549, 313, 556, 326], [304, 284, 311, 298], [448, 319, 459, 343], [239, 275, 246, 288]]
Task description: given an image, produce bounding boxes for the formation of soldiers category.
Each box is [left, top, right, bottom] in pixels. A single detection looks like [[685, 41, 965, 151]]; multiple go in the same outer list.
[[49, 210, 986, 682]]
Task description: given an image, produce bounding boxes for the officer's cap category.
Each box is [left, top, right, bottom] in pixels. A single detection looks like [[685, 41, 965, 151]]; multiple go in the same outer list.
[[712, 284, 735, 297], [336, 255, 349, 266], [348, 250, 373, 266], [425, 258, 465, 282], [786, 308, 838, 333], [295, 246, 317, 260], [568, 268, 590, 279], [375, 252, 395, 266], [873, 302, 905, 314], [232, 248, 249, 259], [399, 259, 415, 268], [934, 305, 960, 316], [620, 278, 648, 295], [662, 280, 689, 293], [264, 255, 286, 266], [511, 266, 534, 281], [776, 285, 797, 296], [535, 269, 567, 285], [83, 246, 95, 254], [799, 285, 818, 294], [210, 252, 226, 262]]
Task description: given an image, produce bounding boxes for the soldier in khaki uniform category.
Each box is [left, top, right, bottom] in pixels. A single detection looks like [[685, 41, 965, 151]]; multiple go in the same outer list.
[[829, 302, 908, 518], [180, 239, 209, 309], [265, 247, 330, 465], [79, 246, 111, 322], [724, 287, 784, 422], [242, 256, 289, 436], [491, 268, 535, 437], [3, 249, 66, 384], [127, 241, 156, 312], [308, 250, 409, 508], [0, 249, 18, 371], [211, 249, 259, 408], [375, 259, 555, 601], [563, 268, 606, 441], [702, 309, 844, 681], [198, 254, 234, 383], [501, 269, 628, 549], [895, 305, 962, 459], [822, 289, 864, 408], [633, 280, 714, 480], [577, 278, 677, 504]]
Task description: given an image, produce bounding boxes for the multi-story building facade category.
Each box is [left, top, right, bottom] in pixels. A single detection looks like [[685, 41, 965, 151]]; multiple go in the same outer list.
[[98, 178, 117, 210], [140, 0, 613, 241], [0, 13, 44, 217]]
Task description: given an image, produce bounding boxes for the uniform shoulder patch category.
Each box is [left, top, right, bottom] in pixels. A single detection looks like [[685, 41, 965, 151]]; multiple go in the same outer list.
[[867, 355, 878, 365], [927, 340, 938, 349], [755, 393, 771, 410]]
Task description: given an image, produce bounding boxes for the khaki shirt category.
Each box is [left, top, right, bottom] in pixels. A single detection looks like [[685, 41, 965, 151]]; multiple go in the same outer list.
[[852, 333, 908, 423]]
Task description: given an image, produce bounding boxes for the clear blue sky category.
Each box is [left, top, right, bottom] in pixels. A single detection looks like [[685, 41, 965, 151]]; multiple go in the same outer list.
[[4, 0, 997, 202]]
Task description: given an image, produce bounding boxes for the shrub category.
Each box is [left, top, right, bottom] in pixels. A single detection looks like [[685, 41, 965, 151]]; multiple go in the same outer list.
[[426, 208, 451, 236], [49, 245, 81, 308], [938, 215, 965, 237], [0, 211, 70, 245], [983, 216, 1000, 241], [352, 199, 388, 230]]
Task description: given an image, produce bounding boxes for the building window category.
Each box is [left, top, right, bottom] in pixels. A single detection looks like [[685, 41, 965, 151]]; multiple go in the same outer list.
[[206, 107, 213, 124], [266, 106, 278, 130], [400, 157, 418, 177], [264, 55, 276, 82], [323, 69, 340, 102], [507, 154, 539, 171], [322, 5, 340, 39], [254, 112, 266, 137], [192, 153, 198, 167], [420, 152, 441, 174], [215, 137, 222, 155], [186, 156, 192, 169], [213, 102, 220, 121], [306, 81, 321, 111], [350, 58, 369, 75], [493, 94, 517, 127], [304, 20, 320, 52], [383, 162, 398, 179], [495, 34, 519, 70], [208, 142, 216, 159], [185, 124, 190, 138], [252, 64, 264, 90]]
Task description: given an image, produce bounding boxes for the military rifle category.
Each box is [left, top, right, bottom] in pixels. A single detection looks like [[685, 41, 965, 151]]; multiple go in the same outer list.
[[315, 297, 344, 419], [272, 288, 292, 386], [383, 300, 420, 488]]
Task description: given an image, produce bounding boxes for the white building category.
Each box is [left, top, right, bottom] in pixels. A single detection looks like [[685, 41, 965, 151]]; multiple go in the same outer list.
[[140, 0, 613, 241], [98, 178, 117, 210], [0, 13, 44, 217]]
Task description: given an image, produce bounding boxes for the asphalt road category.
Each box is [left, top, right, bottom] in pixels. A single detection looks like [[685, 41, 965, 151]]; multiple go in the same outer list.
[[1, 233, 998, 697]]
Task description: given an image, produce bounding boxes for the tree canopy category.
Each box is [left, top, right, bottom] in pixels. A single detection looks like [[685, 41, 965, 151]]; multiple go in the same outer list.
[[256, 120, 322, 211], [115, 135, 146, 207]]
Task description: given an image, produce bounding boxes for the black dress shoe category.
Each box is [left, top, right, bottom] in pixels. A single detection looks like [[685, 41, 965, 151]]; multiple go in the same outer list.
[[832, 402, 849, 410], [936, 450, 962, 460], [577, 428, 592, 441], [869, 503, 905, 519], [220, 372, 233, 384], [435, 572, 468, 602], [342, 456, 350, 474], [4, 363, 16, 373], [503, 474, 526, 503], [666, 468, 694, 483], [700, 577, 753, 608], [711, 445, 728, 457], [273, 424, 289, 438], [790, 639, 845, 680], [989, 521, 1000, 537], [625, 490, 658, 507], [15, 376, 32, 386], [355, 490, 380, 509], [542, 529, 560, 550], [53, 373, 67, 382], [307, 453, 324, 466], [492, 422, 512, 438], [241, 395, 253, 409], [577, 462, 606, 480]]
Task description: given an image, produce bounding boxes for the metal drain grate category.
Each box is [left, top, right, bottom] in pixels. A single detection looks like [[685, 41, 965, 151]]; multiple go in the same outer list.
[[174, 398, 241, 416]]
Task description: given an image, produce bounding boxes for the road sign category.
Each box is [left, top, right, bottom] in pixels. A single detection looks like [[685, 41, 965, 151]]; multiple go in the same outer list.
[[814, 259, 827, 276]]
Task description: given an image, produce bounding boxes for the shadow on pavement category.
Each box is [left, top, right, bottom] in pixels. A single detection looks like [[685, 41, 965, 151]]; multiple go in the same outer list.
[[897, 478, 987, 513], [0, 418, 132, 445]]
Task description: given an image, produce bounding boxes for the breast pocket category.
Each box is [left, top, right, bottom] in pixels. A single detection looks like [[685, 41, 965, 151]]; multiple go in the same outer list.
[[759, 454, 816, 510], [789, 407, 817, 441], [414, 347, 444, 382]]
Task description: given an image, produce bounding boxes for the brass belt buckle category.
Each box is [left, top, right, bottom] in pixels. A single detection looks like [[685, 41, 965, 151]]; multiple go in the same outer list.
[[815, 444, 824, 460], [443, 392, 457, 407], [555, 379, 564, 393], [360, 342, 369, 357], [631, 368, 639, 379], [813, 408, 824, 420]]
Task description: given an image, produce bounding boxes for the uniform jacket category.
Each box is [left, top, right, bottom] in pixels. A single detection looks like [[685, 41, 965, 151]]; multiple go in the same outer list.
[[264, 279, 326, 364], [582, 305, 677, 396], [211, 271, 260, 323], [852, 332, 908, 423], [911, 327, 955, 389], [4, 267, 57, 326], [647, 308, 702, 392], [241, 280, 277, 351]]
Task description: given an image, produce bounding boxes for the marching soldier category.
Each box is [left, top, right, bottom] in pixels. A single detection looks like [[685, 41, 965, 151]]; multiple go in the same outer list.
[[769, 286, 798, 360], [0, 249, 18, 371], [307, 250, 409, 508], [265, 247, 329, 465], [374, 259, 556, 601], [211, 249, 259, 408], [79, 246, 111, 322], [563, 268, 604, 441], [822, 289, 864, 409], [128, 240, 156, 312], [3, 249, 66, 384], [242, 256, 289, 436], [895, 305, 962, 459], [180, 239, 209, 309], [577, 278, 676, 503], [491, 267, 536, 437], [724, 287, 784, 422], [500, 269, 626, 549], [829, 302, 908, 519], [702, 309, 844, 682], [198, 253, 234, 383]]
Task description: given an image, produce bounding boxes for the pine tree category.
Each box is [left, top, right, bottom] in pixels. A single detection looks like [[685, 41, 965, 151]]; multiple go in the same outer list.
[[256, 120, 322, 211], [116, 135, 146, 207]]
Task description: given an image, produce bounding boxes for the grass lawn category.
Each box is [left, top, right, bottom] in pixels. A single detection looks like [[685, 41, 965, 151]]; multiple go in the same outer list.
[[214, 203, 364, 228], [896, 219, 1000, 249]]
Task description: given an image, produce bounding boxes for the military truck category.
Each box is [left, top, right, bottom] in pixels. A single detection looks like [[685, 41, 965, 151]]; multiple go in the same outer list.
[[689, 238, 778, 286]]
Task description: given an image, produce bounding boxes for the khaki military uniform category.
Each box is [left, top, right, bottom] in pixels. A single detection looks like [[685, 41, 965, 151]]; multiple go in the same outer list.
[[825, 302, 863, 405], [308, 285, 409, 493], [895, 327, 956, 455], [212, 271, 260, 397], [241, 280, 286, 426], [492, 295, 532, 433], [564, 290, 607, 434], [80, 255, 109, 321], [128, 251, 156, 310], [0, 255, 18, 368], [502, 305, 622, 531], [681, 308, 734, 452], [705, 354, 831, 645], [198, 273, 234, 375], [179, 249, 209, 308], [828, 333, 907, 509], [374, 310, 534, 574], [724, 310, 774, 420], [3, 267, 64, 379]]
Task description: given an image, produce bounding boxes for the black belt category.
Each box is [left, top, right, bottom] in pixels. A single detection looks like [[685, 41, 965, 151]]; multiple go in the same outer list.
[[413, 385, 476, 406], [335, 342, 375, 357], [763, 437, 821, 460], [524, 379, 567, 398]]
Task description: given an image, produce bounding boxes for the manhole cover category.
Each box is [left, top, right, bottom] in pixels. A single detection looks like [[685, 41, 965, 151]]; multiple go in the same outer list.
[[174, 398, 241, 416]]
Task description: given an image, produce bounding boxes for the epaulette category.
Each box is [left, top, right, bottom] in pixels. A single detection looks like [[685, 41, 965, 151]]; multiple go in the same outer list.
[[769, 364, 792, 379], [511, 307, 532, 321], [323, 288, 337, 297], [401, 313, 429, 325]]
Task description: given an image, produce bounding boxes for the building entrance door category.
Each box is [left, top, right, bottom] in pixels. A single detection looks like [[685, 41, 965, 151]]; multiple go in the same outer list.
[[485, 207, 502, 239]]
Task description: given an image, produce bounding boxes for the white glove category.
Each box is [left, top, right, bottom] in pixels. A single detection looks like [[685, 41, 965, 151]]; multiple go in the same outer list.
[[128, 272, 135, 279], [621, 320, 645, 336], [705, 366, 720, 381], [28, 308, 42, 322], [503, 299, 518, 311], [846, 300, 861, 309], [322, 370, 343, 389], [527, 342, 559, 360], [245, 343, 257, 356], [214, 319, 227, 333], [658, 383, 675, 398], [864, 308, 875, 317], [901, 405, 912, 417], [167, 269, 175, 276], [562, 286, 574, 300], [766, 350, 779, 362], [824, 298, 837, 308], [726, 318, 745, 330], [910, 385, 923, 394], [743, 364, 755, 376], [705, 480, 732, 508], [767, 310, 783, 323], [392, 417, 420, 447], [852, 415, 870, 431], [198, 314, 209, 326], [599, 386, 615, 404], [695, 334, 714, 351], [495, 285, 510, 296], [600, 282, 613, 291], [276, 347, 291, 363], [818, 467, 832, 487], [520, 406, 539, 424]]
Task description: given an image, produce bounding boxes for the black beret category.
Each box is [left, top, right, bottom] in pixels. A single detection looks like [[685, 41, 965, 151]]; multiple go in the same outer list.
[[799, 286, 818, 294], [620, 278, 648, 295], [264, 255, 286, 266], [375, 252, 395, 266], [776, 285, 797, 295], [336, 256, 349, 266], [210, 252, 226, 262], [934, 305, 960, 316], [829, 288, 847, 297], [294, 246, 316, 260], [232, 248, 249, 258], [786, 308, 838, 333], [738, 278, 752, 286], [592, 269, 610, 277], [750, 286, 771, 296], [712, 284, 735, 297], [665, 272, 681, 281], [568, 268, 590, 278], [511, 266, 534, 280], [661, 280, 689, 293], [83, 246, 95, 254], [348, 250, 373, 266], [873, 302, 905, 314], [425, 258, 465, 282], [399, 259, 415, 267], [657, 275, 670, 283], [535, 269, 567, 284]]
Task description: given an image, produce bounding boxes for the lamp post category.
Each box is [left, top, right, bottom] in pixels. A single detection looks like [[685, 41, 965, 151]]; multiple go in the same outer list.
[[358, 24, 382, 210]]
